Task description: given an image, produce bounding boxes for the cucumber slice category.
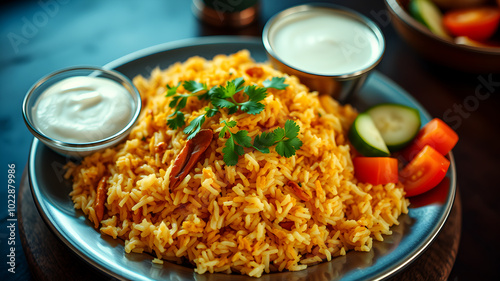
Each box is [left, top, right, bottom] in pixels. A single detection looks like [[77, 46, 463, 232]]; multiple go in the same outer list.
[[349, 113, 390, 157], [366, 103, 421, 152], [409, 0, 451, 39]]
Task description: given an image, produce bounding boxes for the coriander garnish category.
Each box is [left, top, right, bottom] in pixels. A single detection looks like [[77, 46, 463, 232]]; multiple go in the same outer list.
[[165, 81, 208, 130], [165, 75, 300, 165], [220, 119, 303, 166], [219, 120, 253, 166]]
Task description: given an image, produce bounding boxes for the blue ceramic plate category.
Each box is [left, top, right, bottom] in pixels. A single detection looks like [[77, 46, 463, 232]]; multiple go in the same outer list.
[[28, 36, 456, 281]]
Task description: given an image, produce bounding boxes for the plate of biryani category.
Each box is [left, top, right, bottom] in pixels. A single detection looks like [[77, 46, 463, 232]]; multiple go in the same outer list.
[[28, 36, 456, 281]]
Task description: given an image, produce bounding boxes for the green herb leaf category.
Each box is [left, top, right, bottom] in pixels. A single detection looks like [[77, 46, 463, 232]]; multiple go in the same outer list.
[[166, 82, 180, 97], [222, 137, 240, 166], [220, 120, 250, 166], [253, 146, 270, 154], [240, 85, 267, 115], [169, 95, 190, 111], [275, 142, 288, 158], [220, 119, 302, 165], [222, 134, 246, 166], [287, 137, 303, 150], [272, 127, 285, 142], [232, 130, 252, 148], [205, 86, 217, 98], [221, 83, 237, 99], [167, 111, 185, 130], [263, 77, 288, 90], [233, 77, 245, 92], [275, 138, 303, 158], [234, 144, 245, 157], [212, 98, 236, 109], [227, 105, 239, 115], [208, 86, 224, 99], [166, 77, 299, 164], [240, 100, 265, 115], [205, 107, 219, 118], [219, 126, 228, 139], [166, 81, 208, 131], [223, 120, 237, 128], [253, 132, 274, 153], [183, 114, 206, 139], [169, 95, 180, 108], [284, 119, 300, 139], [183, 80, 207, 93], [176, 96, 188, 111], [244, 85, 267, 102], [273, 120, 302, 158], [218, 78, 245, 99]]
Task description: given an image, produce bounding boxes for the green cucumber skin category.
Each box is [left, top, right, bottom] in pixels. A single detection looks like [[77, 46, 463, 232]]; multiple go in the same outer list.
[[348, 114, 390, 157], [349, 128, 390, 157], [409, 0, 427, 27], [409, 0, 449, 38], [366, 103, 421, 152]]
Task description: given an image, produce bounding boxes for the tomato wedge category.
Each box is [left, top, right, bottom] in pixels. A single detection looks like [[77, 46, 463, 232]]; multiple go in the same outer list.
[[409, 177, 450, 208], [353, 157, 399, 185], [400, 145, 450, 197], [402, 118, 458, 161], [443, 7, 500, 41]]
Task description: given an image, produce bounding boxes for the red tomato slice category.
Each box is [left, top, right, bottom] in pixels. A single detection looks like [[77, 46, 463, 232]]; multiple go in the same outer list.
[[409, 177, 450, 208], [353, 157, 399, 185], [443, 7, 500, 41], [402, 118, 458, 161], [400, 145, 450, 197]]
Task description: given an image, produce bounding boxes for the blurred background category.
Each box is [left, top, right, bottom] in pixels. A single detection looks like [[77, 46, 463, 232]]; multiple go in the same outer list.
[[1, 0, 499, 280]]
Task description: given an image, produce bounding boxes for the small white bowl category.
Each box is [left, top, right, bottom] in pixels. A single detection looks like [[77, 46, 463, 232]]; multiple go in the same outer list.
[[22, 67, 141, 158], [263, 4, 385, 101]]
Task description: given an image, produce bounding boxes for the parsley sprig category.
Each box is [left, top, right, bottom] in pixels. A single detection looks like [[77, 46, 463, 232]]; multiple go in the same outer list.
[[166, 76, 288, 139], [220, 119, 303, 166], [219, 120, 253, 166], [183, 107, 219, 139], [209, 77, 287, 115], [166, 81, 209, 130], [165, 75, 300, 165], [262, 77, 288, 90], [254, 120, 303, 157]]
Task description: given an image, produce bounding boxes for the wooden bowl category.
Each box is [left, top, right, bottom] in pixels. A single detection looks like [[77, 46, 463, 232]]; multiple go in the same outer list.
[[384, 0, 500, 73]]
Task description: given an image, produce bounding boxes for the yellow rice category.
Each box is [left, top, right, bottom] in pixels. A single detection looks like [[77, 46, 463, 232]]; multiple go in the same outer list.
[[67, 50, 409, 277]]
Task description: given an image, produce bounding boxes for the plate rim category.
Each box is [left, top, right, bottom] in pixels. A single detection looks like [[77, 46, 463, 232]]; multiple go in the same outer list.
[[28, 35, 457, 281]]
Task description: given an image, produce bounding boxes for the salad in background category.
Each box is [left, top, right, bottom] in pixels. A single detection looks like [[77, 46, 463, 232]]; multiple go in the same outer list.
[[348, 103, 458, 198], [409, 0, 500, 48]]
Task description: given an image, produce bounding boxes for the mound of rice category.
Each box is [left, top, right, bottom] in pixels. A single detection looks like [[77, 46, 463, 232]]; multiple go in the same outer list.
[[67, 50, 409, 277]]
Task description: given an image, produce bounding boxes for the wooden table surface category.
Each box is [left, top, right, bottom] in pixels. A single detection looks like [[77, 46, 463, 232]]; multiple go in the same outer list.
[[3, 0, 500, 280]]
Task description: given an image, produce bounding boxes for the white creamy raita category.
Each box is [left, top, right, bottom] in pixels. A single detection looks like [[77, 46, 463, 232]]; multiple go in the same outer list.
[[270, 9, 381, 75], [32, 76, 134, 143]]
